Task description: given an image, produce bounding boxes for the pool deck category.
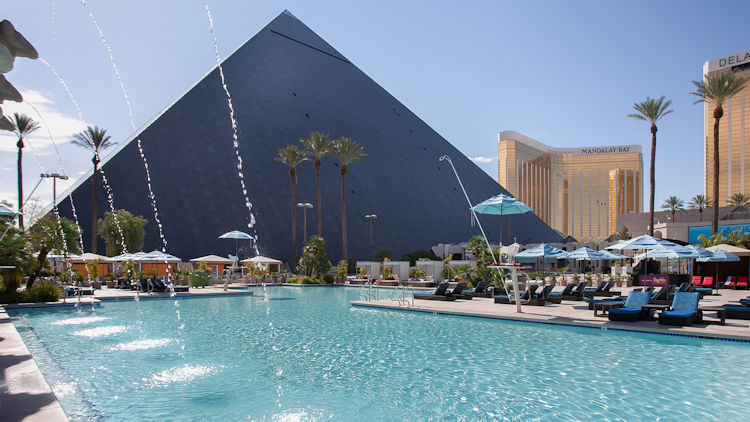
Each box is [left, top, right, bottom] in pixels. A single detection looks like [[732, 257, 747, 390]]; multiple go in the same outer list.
[[351, 286, 750, 341], [0, 284, 261, 421]]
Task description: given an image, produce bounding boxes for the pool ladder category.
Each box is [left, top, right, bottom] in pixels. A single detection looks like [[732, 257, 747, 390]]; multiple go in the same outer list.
[[357, 280, 379, 301], [390, 282, 414, 307]]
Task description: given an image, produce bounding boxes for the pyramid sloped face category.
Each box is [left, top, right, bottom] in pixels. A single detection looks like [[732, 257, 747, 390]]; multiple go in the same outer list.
[[58, 12, 561, 263]]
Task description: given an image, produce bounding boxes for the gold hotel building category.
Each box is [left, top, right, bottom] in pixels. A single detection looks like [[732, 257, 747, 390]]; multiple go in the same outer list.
[[703, 49, 750, 207], [497, 131, 643, 241]]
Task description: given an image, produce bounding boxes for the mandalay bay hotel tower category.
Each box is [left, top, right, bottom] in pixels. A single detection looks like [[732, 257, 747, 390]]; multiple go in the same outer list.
[[497, 131, 643, 241], [703, 49, 750, 207]]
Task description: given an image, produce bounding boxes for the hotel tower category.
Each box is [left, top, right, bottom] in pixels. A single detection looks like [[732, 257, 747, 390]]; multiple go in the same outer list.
[[703, 49, 750, 207], [497, 131, 643, 241]]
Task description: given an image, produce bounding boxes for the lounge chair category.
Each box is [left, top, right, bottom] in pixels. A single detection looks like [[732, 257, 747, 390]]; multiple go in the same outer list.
[[554, 281, 587, 301], [587, 296, 626, 310], [494, 284, 539, 304], [608, 291, 651, 322], [736, 276, 748, 290], [584, 280, 619, 298], [583, 280, 606, 297], [463, 280, 491, 298], [648, 285, 669, 304], [450, 282, 473, 300], [722, 304, 750, 319], [691, 276, 703, 286], [658, 292, 700, 326], [701, 276, 714, 288], [547, 283, 575, 303], [413, 281, 456, 301]]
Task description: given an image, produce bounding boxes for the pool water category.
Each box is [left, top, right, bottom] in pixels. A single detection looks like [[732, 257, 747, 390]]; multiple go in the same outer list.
[[9, 287, 750, 421]]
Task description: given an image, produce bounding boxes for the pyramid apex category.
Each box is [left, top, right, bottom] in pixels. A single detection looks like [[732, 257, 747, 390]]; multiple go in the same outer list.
[[282, 9, 298, 19]]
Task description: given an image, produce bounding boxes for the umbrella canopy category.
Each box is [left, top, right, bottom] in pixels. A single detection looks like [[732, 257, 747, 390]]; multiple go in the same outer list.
[[471, 194, 532, 215], [598, 250, 627, 260], [606, 234, 680, 251], [140, 250, 181, 263], [632, 244, 700, 260], [515, 244, 565, 263], [696, 249, 740, 262], [219, 230, 253, 240], [562, 247, 610, 261], [0, 204, 21, 216], [683, 245, 713, 258], [705, 244, 750, 257], [106, 252, 148, 262], [70, 252, 107, 263]]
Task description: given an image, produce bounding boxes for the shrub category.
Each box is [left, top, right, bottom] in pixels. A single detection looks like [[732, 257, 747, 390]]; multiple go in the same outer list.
[[0, 281, 62, 304], [189, 269, 210, 287], [323, 274, 334, 284], [409, 268, 425, 279], [289, 276, 326, 284], [335, 260, 348, 281], [298, 236, 331, 278]]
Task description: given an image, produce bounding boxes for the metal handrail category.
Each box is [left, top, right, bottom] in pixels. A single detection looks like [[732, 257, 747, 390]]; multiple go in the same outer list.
[[357, 280, 374, 301]]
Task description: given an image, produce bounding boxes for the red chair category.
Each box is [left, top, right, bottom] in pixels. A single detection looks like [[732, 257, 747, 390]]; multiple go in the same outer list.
[[703, 276, 714, 288], [736, 276, 748, 290], [725, 276, 737, 288], [691, 276, 702, 286], [719, 275, 729, 287]]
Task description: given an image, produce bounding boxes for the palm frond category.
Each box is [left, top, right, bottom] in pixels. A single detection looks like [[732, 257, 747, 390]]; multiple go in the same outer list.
[[275, 144, 310, 167], [691, 72, 748, 107], [628, 96, 673, 124], [299, 131, 332, 159], [331, 137, 367, 165], [71, 126, 115, 153], [11, 112, 40, 136]]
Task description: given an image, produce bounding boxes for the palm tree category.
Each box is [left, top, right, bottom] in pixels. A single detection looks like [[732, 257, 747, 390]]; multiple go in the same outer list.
[[331, 137, 366, 262], [728, 192, 750, 206], [628, 96, 673, 236], [692, 71, 749, 235], [300, 131, 332, 237], [688, 194, 711, 222], [71, 126, 115, 254], [7, 113, 40, 230], [274, 145, 310, 263], [661, 195, 684, 222]]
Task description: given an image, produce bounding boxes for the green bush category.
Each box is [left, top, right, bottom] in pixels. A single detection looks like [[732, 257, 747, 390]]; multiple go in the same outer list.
[[298, 236, 331, 278], [323, 274, 334, 284], [0, 281, 62, 304], [289, 276, 326, 284], [189, 270, 210, 287]]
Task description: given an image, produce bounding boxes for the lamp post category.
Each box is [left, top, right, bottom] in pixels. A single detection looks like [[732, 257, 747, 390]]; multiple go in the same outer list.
[[41, 172, 68, 219], [365, 214, 377, 275], [297, 202, 313, 243]]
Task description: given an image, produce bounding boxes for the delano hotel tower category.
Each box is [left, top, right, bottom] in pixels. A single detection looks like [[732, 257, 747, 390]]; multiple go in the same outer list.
[[497, 131, 643, 241], [703, 49, 750, 207]]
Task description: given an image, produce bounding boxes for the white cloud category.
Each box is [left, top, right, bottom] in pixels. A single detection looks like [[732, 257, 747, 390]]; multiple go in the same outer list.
[[471, 156, 494, 164]]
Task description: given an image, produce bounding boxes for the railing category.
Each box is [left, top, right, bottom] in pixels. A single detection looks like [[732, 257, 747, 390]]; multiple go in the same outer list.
[[357, 280, 378, 301], [389, 281, 414, 307]]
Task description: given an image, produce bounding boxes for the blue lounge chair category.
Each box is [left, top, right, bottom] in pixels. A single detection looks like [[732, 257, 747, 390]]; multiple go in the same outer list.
[[464, 280, 491, 298], [658, 292, 700, 326], [587, 296, 626, 310], [649, 286, 669, 303], [413, 281, 456, 301], [608, 291, 651, 322], [450, 282, 472, 300], [583, 280, 607, 297], [494, 284, 539, 304]]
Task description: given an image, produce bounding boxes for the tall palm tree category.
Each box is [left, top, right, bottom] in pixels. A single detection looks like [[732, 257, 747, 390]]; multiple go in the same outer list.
[[331, 137, 366, 262], [300, 131, 331, 237], [628, 96, 673, 236], [274, 145, 309, 263], [688, 194, 711, 222], [728, 192, 750, 206], [71, 126, 115, 253], [691, 71, 748, 235], [7, 113, 40, 230], [661, 195, 684, 222]]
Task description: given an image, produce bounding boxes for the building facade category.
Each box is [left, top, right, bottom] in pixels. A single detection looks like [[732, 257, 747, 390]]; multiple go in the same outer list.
[[498, 131, 643, 241], [703, 49, 750, 206]]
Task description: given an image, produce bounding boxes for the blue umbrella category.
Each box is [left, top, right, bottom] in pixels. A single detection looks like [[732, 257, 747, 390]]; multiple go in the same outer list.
[[697, 249, 740, 294], [606, 234, 680, 251], [471, 194, 532, 247], [515, 244, 565, 271], [219, 230, 253, 259], [598, 250, 627, 260], [632, 244, 700, 260], [562, 247, 609, 261]]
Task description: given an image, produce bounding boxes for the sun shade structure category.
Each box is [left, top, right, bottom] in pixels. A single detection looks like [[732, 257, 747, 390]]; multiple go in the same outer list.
[[606, 235, 680, 251], [632, 244, 700, 260], [53, 11, 561, 264], [0, 204, 21, 216], [561, 247, 610, 261], [514, 244, 565, 262], [470, 194, 532, 216], [219, 230, 253, 259], [697, 249, 741, 294]]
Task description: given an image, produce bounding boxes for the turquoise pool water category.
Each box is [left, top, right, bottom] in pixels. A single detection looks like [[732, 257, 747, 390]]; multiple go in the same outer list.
[[9, 287, 750, 421]]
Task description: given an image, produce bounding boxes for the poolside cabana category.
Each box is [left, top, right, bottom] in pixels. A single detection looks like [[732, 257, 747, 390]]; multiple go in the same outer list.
[[383, 261, 409, 280], [415, 260, 443, 281], [190, 255, 234, 278], [242, 255, 282, 274], [71, 253, 108, 279], [694, 244, 750, 285], [140, 250, 182, 277]]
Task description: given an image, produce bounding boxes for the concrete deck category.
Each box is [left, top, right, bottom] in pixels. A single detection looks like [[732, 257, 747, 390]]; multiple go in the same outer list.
[[352, 287, 750, 341]]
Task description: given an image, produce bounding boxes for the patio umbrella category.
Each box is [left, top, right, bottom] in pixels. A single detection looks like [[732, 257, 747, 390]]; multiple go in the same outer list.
[[0, 204, 22, 242], [598, 250, 627, 260], [606, 234, 680, 251], [471, 194, 532, 247], [562, 247, 609, 261], [219, 230, 253, 259], [697, 249, 740, 294], [514, 244, 565, 273]]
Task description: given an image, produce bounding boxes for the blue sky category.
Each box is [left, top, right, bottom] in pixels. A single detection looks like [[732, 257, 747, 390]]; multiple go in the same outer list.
[[2, 0, 749, 221]]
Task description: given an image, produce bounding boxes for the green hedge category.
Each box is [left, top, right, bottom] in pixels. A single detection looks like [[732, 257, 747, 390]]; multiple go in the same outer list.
[[0, 281, 63, 304]]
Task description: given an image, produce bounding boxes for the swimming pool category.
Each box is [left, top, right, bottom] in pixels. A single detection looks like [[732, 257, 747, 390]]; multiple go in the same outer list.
[[9, 287, 750, 420]]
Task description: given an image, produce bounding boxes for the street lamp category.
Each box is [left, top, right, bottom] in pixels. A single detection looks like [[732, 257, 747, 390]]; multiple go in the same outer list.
[[41, 172, 69, 216], [297, 202, 313, 243], [365, 214, 377, 273]]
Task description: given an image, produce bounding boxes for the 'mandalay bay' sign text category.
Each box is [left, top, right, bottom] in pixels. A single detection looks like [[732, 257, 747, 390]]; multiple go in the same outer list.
[[555, 145, 641, 156], [707, 49, 750, 73]]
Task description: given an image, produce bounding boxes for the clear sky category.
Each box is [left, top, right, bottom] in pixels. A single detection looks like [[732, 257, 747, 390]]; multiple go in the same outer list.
[[2, 0, 749, 222]]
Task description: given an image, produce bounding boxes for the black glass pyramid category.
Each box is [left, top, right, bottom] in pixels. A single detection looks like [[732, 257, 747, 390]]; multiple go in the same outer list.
[[57, 11, 561, 264]]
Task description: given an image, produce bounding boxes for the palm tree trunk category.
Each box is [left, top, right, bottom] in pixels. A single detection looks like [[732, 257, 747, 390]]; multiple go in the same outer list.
[[712, 114, 721, 235], [315, 159, 322, 237], [290, 170, 297, 265], [649, 125, 656, 236], [92, 161, 99, 254], [340, 167, 347, 262], [17, 138, 24, 230]]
